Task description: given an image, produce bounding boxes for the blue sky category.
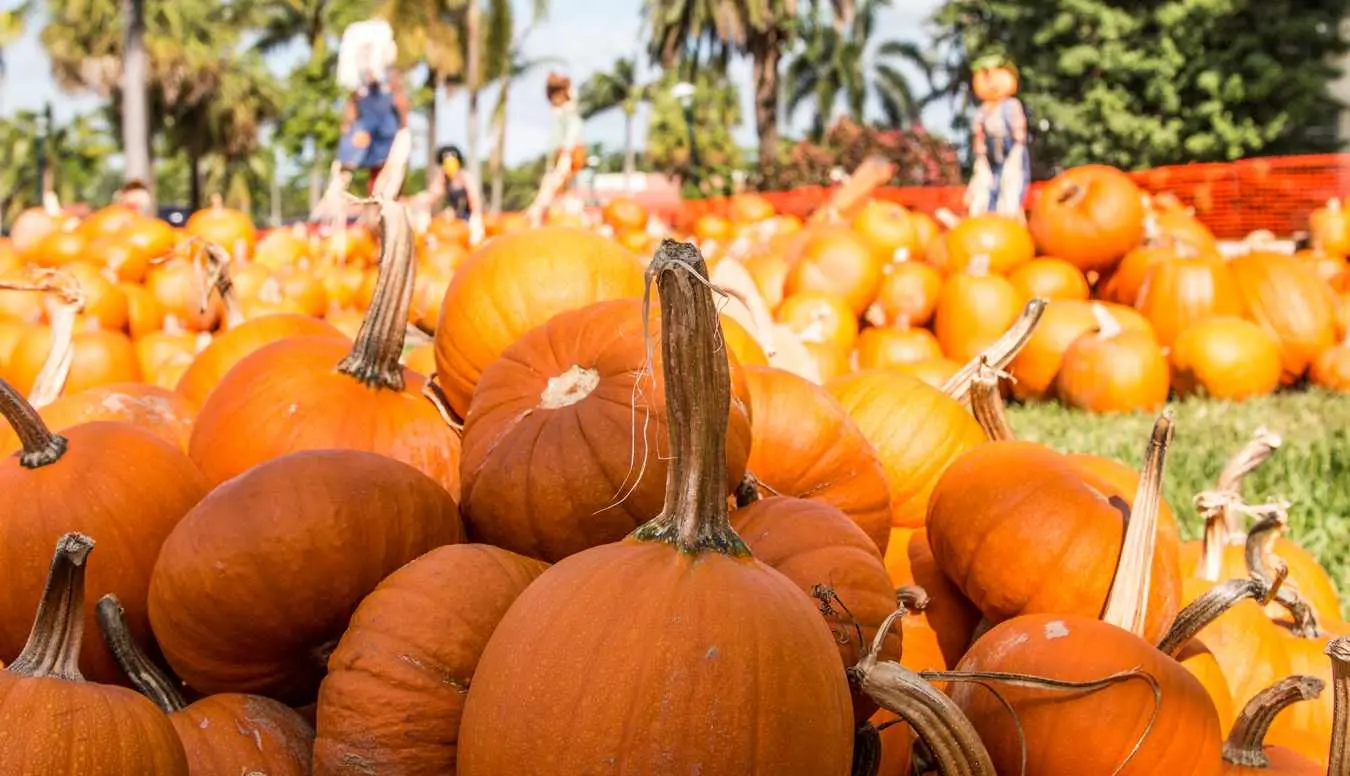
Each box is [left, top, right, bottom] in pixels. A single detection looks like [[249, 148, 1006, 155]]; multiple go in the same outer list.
[[0, 0, 949, 165]]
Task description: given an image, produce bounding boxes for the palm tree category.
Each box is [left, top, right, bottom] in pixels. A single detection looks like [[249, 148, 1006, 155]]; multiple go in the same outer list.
[[482, 24, 557, 212], [380, 0, 463, 171], [0, 1, 33, 115], [644, 0, 797, 170], [0, 110, 119, 222], [784, 0, 933, 139], [579, 57, 651, 187], [122, 0, 150, 188]]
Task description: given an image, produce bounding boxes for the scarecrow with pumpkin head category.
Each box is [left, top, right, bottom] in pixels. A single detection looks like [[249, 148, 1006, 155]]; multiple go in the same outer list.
[[965, 54, 1031, 219]]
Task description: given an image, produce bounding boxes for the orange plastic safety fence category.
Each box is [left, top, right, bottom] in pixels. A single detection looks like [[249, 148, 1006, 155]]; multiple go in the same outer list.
[[678, 153, 1350, 239]]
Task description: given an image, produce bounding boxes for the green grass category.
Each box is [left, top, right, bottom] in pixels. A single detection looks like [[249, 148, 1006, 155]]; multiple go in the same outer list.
[[1007, 390, 1350, 601]]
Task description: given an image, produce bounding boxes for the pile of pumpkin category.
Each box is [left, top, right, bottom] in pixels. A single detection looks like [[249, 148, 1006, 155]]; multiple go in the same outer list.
[[0, 167, 1348, 774], [649, 165, 1350, 404]]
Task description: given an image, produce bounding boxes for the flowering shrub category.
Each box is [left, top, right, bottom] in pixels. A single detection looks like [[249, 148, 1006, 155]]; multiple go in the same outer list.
[[756, 118, 962, 191]]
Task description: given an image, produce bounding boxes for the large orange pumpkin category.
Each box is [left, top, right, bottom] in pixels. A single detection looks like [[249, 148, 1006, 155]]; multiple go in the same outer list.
[[741, 365, 891, 552], [455, 242, 853, 775], [433, 226, 644, 418], [188, 205, 461, 498], [459, 296, 752, 562], [1230, 251, 1338, 382], [827, 370, 985, 528], [1171, 316, 1283, 400], [0, 379, 209, 684], [941, 214, 1035, 275], [313, 544, 547, 773], [1136, 252, 1245, 346], [148, 450, 465, 704], [1028, 165, 1146, 272], [784, 226, 885, 315]]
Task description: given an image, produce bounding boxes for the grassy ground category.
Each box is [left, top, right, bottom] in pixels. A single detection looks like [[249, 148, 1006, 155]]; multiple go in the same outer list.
[[1007, 390, 1350, 602]]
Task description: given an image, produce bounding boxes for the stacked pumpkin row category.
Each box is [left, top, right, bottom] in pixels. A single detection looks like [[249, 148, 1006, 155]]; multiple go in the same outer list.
[[0, 178, 1348, 774], [661, 165, 1350, 406]]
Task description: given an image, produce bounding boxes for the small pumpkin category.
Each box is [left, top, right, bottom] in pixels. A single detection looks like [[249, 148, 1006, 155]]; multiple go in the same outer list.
[[1008, 256, 1090, 301], [1230, 251, 1338, 382], [941, 214, 1035, 275], [852, 200, 918, 264], [882, 528, 981, 672], [855, 325, 943, 370], [1136, 251, 1245, 346], [313, 544, 547, 774], [1310, 197, 1350, 257], [185, 200, 257, 259], [98, 595, 314, 776], [1311, 341, 1350, 391], [933, 256, 1023, 363], [0, 382, 196, 455], [776, 290, 860, 351], [0, 534, 190, 774], [1170, 316, 1283, 401], [148, 449, 465, 704], [459, 297, 752, 562], [455, 242, 854, 775], [784, 225, 885, 315], [871, 260, 942, 327], [1058, 304, 1170, 413], [741, 365, 891, 552], [175, 313, 346, 407], [1028, 164, 1147, 273], [433, 226, 644, 418]]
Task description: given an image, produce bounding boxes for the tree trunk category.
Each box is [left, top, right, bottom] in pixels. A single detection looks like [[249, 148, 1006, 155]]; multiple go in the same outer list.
[[489, 76, 509, 214], [465, 1, 484, 208], [751, 38, 783, 172], [307, 135, 323, 213], [622, 110, 636, 191], [121, 0, 152, 199], [187, 148, 202, 211], [425, 68, 440, 174]]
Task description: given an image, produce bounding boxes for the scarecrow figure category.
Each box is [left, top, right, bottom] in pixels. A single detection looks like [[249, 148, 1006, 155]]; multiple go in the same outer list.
[[965, 55, 1031, 219]]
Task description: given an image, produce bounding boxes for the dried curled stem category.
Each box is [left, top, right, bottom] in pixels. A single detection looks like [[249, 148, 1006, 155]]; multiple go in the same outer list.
[[969, 357, 1015, 442], [336, 199, 417, 391], [1193, 427, 1283, 544], [421, 375, 464, 433], [1221, 676, 1324, 767], [849, 609, 997, 776], [189, 238, 244, 328], [0, 269, 85, 408], [1157, 574, 1289, 657], [96, 595, 188, 713], [1101, 410, 1174, 637], [1243, 509, 1322, 638], [942, 298, 1046, 405], [8, 533, 95, 681]]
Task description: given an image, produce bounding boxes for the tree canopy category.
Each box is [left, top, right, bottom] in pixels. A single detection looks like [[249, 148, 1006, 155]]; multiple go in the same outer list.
[[930, 0, 1350, 170]]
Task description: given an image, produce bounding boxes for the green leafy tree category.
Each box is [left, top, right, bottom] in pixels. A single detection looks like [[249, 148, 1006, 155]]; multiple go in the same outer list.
[[645, 0, 797, 169], [0, 111, 120, 224], [930, 0, 1350, 170], [785, 0, 931, 139], [579, 57, 653, 184], [645, 69, 743, 197]]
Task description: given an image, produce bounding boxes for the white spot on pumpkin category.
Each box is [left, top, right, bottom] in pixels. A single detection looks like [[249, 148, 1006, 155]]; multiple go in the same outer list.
[[1043, 620, 1070, 639], [198, 718, 209, 729], [539, 364, 600, 409], [286, 403, 299, 416]]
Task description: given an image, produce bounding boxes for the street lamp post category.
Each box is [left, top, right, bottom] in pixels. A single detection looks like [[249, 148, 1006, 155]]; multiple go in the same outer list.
[[671, 81, 700, 189]]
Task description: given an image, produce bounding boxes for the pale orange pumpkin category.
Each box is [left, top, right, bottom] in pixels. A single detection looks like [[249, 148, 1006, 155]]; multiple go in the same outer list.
[[1136, 252, 1245, 346], [871, 260, 942, 327], [855, 326, 943, 370], [1028, 165, 1146, 272], [1170, 316, 1282, 400], [776, 291, 860, 351], [941, 214, 1035, 275], [933, 258, 1022, 363], [784, 226, 885, 315], [1008, 257, 1090, 301], [1230, 251, 1338, 382], [1058, 304, 1170, 413]]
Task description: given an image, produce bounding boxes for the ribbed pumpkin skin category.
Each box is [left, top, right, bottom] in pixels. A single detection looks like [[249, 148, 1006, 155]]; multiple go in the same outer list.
[[148, 450, 465, 705], [1135, 254, 1245, 346], [742, 366, 891, 553], [188, 336, 462, 499], [827, 370, 985, 529], [732, 496, 897, 722], [1028, 165, 1146, 272], [0, 422, 208, 685], [1057, 328, 1170, 413], [952, 615, 1223, 776], [926, 441, 1182, 645], [0, 675, 190, 775], [1009, 300, 1099, 400], [1230, 251, 1337, 381], [175, 313, 345, 407], [433, 227, 645, 417], [1170, 316, 1282, 400], [456, 540, 854, 775], [459, 299, 751, 563], [171, 694, 314, 776], [314, 544, 546, 775]]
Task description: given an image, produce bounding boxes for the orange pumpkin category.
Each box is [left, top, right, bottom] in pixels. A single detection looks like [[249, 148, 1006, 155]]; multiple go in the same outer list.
[[1028, 165, 1146, 272], [1311, 341, 1350, 391], [882, 527, 980, 672], [121, 284, 166, 340], [871, 260, 942, 326], [852, 200, 917, 263], [1230, 251, 1338, 382], [110, 217, 179, 283], [728, 192, 776, 223], [62, 261, 130, 332], [1170, 316, 1283, 400], [894, 357, 963, 389], [185, 203, 257, 259], [1310, 197, 1350, 257], [1151, 208, 1222, 255], [433, 227, 644, 418], [176, 314, 346, 407], [253, 228, 312, 271], [0, 382, 195, 456], [776, 290, 859, 351], [741, 365, 891, 552], [933, 259, 1023, 363], [30, 227, 90, 268], [1057, 305, 1169, 413], [801, 340, 852, 383], [78, 205, 141, 242], [718, 315, 769, 367], [855, 325, 943, 369], [1136, 252, 1245, 346], [1008, 256, 1090, 301], [459, 297, 752, 562], [784, 226, 885, 315], [941, 214, 1035, 275], [6, 327, 141, 396], [145, 257, 223, 333], [602, 197, 649, 232], [1008, 300, 1099, 401], [827, 370, 985, 528]]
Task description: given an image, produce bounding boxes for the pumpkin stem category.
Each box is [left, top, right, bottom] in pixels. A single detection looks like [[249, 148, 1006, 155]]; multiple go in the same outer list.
[[7, 533, 94, 681], [196, 239, 244, 328], [1156, 575, 1288, 657], [851, 724, 882, 776], [1222, 676, 1324, 767], [631, 240, 749, 557], [1326, 637, 1350, 772], [969, 357, 1014, 442], [1193, 497, 1228, 583], [0, 271, 85, 408], [422, 376, 465, 432], [95, 594, 188, 713], [849, 609, 997, 776], [734, 473, 762, 508], [1243, 509, 1323, 638], [1212, 427, 1282, 536], [942, 298, 1047, 405], [1089, 302, 1124, 339], [0, 377, 68, 468], [336, 199, 417, 392], [1056, 181, 1086, 207], [1101, 410, 1173, 637]]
